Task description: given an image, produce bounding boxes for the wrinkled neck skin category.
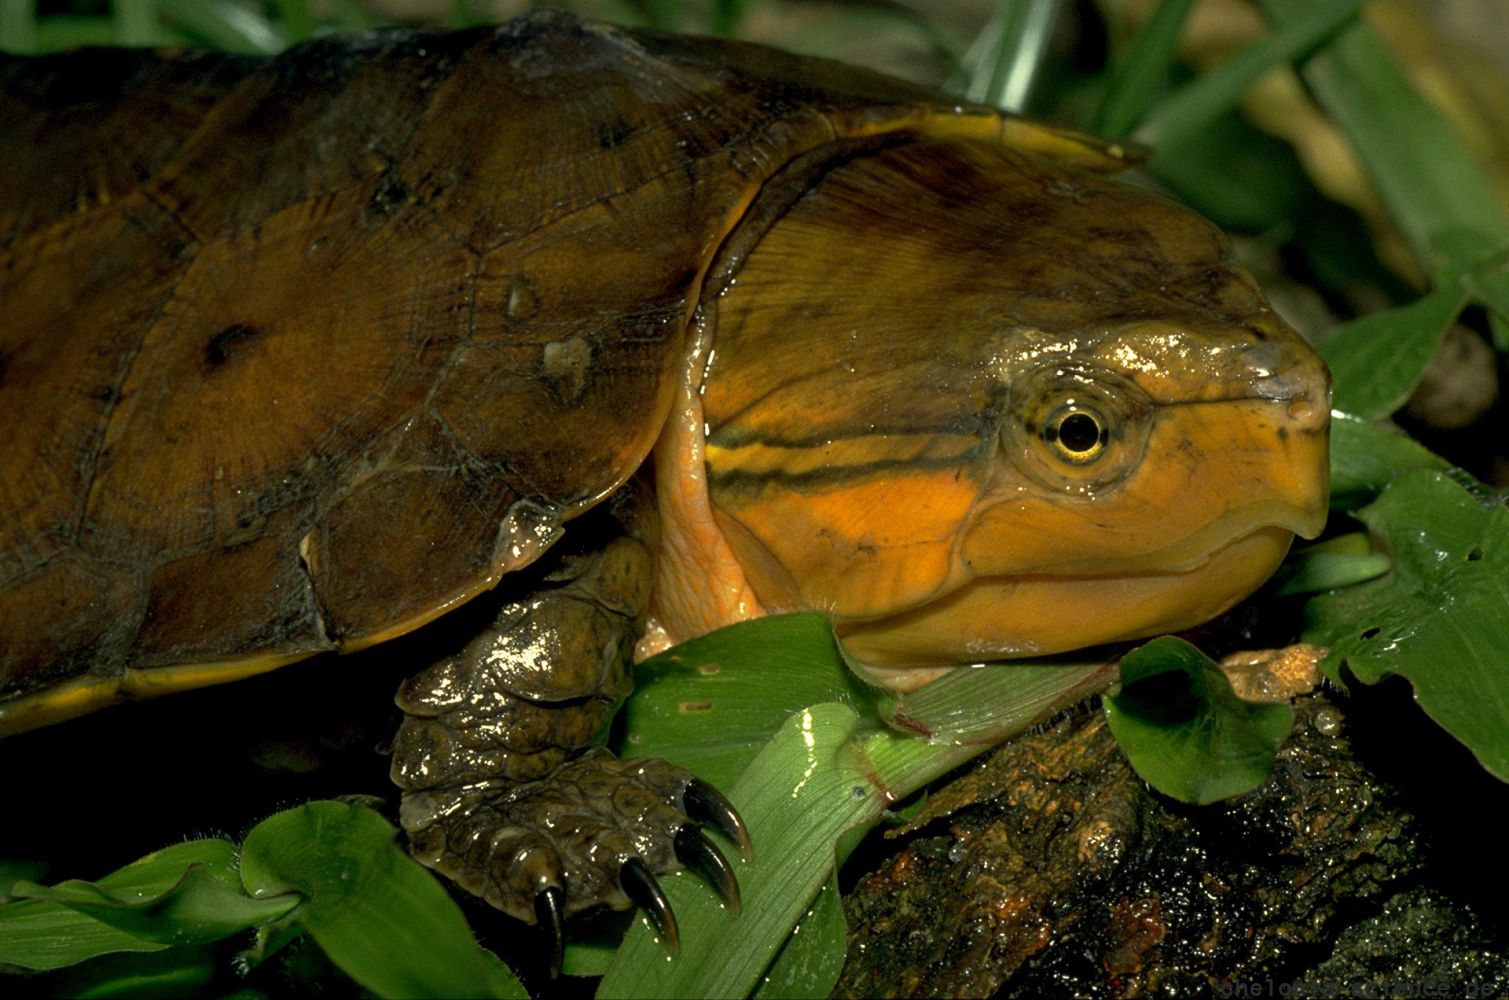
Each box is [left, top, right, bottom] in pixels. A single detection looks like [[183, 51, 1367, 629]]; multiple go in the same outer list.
[[639, 309, 768, 661], [642, 135, 1332, 692]]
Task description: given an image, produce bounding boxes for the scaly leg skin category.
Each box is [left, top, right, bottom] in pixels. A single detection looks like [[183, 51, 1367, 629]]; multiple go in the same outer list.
[[389, 481, 749, 975]]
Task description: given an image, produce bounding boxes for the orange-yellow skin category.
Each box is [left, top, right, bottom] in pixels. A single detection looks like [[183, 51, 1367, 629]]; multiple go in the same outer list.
[[647, 136, 1330, 685]]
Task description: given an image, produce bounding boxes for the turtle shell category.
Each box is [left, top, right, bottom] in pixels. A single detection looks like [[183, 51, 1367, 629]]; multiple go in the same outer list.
[[0, 12, 1127, 732]]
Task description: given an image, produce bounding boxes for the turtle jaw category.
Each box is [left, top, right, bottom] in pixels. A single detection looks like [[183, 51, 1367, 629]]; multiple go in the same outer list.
[[834, 386, 1331, 679], [836, 521, 1299, 677]]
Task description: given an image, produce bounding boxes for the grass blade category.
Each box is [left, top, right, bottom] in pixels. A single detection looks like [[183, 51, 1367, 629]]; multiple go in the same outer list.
[[1258, 0, 1509, 273], [1091, 0, 1196, 138], [1137, 0, 1367, 151]]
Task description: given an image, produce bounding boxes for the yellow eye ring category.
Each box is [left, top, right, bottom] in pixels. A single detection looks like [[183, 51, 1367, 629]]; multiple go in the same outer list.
[[1042, 405, 1107, 464]]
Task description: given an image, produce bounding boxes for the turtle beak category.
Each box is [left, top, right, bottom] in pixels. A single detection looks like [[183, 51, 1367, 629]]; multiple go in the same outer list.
[[1228, 326, 1333, 542]]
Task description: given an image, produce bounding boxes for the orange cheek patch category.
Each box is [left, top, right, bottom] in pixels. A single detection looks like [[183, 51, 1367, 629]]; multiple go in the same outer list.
[[711, 469, 982, 619], [840, 525, 1297, 671]]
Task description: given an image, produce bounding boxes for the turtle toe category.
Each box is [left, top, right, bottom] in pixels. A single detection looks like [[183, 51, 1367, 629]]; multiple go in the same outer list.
[[400, 747, 746, 969]]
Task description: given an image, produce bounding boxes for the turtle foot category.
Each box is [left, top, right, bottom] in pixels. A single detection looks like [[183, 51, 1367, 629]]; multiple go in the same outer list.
[[400, 747, 748, 975]]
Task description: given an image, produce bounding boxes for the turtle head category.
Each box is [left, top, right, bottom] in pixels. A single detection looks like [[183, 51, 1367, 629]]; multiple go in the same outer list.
[[830, 309, 1330, 673], [694, 136, 1330, 684]]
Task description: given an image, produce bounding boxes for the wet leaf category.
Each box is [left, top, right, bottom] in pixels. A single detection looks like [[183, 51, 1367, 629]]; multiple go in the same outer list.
[[1304, 471, 1509, 782], [1274, 532, 1391, 596], [239, 802, 525, 999], [1105, 636, 1294, 804], [0, 840, 283, 972], [622, 613, 874, 791], [611, 614, 1117, 997], [752, 874, 846, 1000], [1329, 411, 1453, 510], [1321, 286, 1466, 421], [1135, 0, 1366, 151], [601, 702, 879, 999]]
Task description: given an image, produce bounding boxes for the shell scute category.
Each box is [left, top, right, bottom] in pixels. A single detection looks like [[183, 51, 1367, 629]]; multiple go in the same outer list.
[[0, 10, 1023, 727]]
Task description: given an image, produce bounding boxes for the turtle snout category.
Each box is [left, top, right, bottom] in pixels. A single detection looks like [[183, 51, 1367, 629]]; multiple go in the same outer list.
[[1243, 335, 1333, 431]]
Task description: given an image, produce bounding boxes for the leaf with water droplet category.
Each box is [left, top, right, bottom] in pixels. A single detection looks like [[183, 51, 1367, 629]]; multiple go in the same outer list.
[[1305, 470, 1509, 781]]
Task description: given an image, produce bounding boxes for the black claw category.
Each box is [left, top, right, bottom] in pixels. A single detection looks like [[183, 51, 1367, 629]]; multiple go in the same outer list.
[[534, 885, 565, 979], [620, 857, 680, 956], [682, 778, 752, 862], [674, 824, 741, 916]]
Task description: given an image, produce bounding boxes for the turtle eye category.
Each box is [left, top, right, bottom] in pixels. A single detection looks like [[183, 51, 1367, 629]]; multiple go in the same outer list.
[[1042, 404, 1108, 464]]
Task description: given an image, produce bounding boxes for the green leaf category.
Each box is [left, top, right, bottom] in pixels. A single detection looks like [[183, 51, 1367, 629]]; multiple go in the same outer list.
[[15, 862, 294, 945], [600, 702, 881, 999], [239, 801, 525, 1000], [1146, 109, 1308, 233], [159, 0, 284, 53], [1257, 0, 1509, 273], [622, 613, 875, 791], [880, 654, 1115, 745], [1329, 411, 1452, 509], [610, 614, 1116, 997], [1461, 247, 1509, 330], [1090, 0, 1195, 138], [111, 0, 161, 47], [956, 0, 1062, 112], [1304, 471, 1509, 782], [1320, 286, 1466, 421], [0, 840, 281, 972], [752, 874, 847, 1000], [0, 0, 38, 53], [27, 15, 121, 51], [52, 947, 218, 1000], [1105, 636, 1294, 804], [1135, 0, 1366, 151], [1275, 532, 1392, 596], [270, 0, 317, 42]]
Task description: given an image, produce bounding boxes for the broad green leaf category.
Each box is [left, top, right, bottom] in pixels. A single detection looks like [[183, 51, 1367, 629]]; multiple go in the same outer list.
[[610, 615, 1115, 998], [239, 802, 525, 1000], [559, 923, 625, 979], [601, 702, 881, 999], [1258, 0, 1509, 273], [622, 613, 874, 791], [0, 859, 47, 900], [752, 874, 846, 1000], [1146, 107, 1307, 232], [0, 1, 37, 53], [270, 0, 317, 41], [0, 840, 275, 972], [27, 15, 120, 50], [112, 0, 160, 47], [1320, 286, 1466, 421], [52, 947, 218, 1000], [1329, 411, 1452, 509], [14, 862, 294, 945], [1304, 471, 1509, 782], [1105, 636, 1294, 804]]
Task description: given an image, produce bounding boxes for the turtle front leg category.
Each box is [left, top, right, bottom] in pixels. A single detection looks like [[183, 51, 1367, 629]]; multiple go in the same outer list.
[[388, 482, 748, 973]]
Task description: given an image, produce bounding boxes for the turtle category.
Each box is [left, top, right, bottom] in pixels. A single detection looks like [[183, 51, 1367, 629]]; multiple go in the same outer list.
[[0, 8, 1330, 964]]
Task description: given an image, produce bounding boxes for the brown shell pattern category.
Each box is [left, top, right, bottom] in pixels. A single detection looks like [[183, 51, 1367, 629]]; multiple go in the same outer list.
[[0, 12, 1075, 724]]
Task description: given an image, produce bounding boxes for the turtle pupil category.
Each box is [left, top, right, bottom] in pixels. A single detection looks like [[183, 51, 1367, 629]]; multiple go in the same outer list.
[[1058, 412, 1102, 453]]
